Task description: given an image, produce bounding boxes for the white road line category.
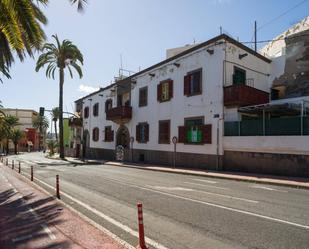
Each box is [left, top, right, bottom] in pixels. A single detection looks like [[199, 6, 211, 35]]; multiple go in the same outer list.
[[101, 176, 309, 230], [192, 178, 217, 184], [146, 184, 257, 203], [251, 185, 288, 193], [12, 234, 33, 243], [22, 173, 168, 249], [184, 182, 228, 190]]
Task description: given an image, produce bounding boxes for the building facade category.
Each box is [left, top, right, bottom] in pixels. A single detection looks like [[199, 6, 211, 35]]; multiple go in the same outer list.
[[0, 108, 40, 152], [75, 34, 278, 171]]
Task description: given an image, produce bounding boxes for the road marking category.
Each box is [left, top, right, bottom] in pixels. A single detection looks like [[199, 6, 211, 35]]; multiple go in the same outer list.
[[22, 173, 168, 249], [192, 178, 217, 184], [100, 176, 309, 230], [147, 185, 258, 203], [12, 234, 33, 243], [251, 185, 288, 193], [184, 182, 228, 190], [148, 186, 194, 191]]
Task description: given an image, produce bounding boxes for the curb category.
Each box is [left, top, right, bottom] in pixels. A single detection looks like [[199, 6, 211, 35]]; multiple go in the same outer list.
[[103, 162, 309, 190]]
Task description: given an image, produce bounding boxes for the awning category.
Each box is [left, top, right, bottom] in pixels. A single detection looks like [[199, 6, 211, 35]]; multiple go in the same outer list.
[[27, 141, 33, 146]]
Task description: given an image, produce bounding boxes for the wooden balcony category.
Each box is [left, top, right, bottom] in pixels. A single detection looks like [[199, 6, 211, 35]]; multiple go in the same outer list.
[[224, 85, 269, 107], [106, 106, 132, 124]]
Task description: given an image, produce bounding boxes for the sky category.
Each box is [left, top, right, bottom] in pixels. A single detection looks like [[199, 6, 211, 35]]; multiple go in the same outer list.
[[1, 0, 309, 119]]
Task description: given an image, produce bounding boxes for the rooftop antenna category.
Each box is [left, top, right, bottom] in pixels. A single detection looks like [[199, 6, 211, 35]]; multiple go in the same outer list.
[[193, 38, 196, 44], [220, 26, 222, 35]]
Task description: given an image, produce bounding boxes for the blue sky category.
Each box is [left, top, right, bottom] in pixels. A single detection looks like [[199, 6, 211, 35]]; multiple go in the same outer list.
[[1, 0, 308, 117]]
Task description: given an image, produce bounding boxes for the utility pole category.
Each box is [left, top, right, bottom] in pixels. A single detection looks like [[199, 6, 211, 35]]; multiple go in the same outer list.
[[254, 21, 257, 52]]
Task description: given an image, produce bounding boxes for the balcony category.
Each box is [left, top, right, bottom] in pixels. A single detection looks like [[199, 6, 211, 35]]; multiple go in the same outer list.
[[224, 85, 269, 107], [68, 117, 83, 127], [106, 106, 132, 124]]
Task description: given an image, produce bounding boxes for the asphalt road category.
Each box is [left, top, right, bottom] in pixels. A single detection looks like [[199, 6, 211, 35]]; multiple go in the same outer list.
[[5, 152, 309, 249]]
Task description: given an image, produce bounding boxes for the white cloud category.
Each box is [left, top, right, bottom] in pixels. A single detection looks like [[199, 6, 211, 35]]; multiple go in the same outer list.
[[78, 84, 99, 94]]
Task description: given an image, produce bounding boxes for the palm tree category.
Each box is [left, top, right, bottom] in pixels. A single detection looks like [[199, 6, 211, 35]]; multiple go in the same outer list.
[[0, 0, 87, 82], [10, 129, 24, 154], [2, 115, 19, 154], [32, 115, 49, 151], [51, 107, 59, 141], [35, 35, 83, 159]]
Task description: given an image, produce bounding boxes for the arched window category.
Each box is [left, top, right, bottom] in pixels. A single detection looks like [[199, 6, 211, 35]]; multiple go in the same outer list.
[[105, 99, 113, 112], [93, 103, 99, 116], [92, 127, 99, 141], [84, 107, 89, 118]]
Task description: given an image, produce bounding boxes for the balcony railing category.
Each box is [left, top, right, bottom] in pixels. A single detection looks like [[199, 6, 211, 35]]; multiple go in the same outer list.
[[68, 117, 83, 127], [224, 85, 269, 107], [106, 106, 132, 124]]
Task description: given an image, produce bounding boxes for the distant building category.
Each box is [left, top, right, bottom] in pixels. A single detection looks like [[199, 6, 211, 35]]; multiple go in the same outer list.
[[1, 108, 40, 152]]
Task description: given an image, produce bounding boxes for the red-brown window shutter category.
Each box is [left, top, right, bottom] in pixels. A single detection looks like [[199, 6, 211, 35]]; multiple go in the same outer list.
[[169, 80, 173, 99], [157, 83, 162, 102], [178, 126, 185, 143], [145, 123, 149, 142], [184, 75, 190, 96], [111, 130, 114, 142], [202, 124, 212, 144], [136, 124, 141, 142]]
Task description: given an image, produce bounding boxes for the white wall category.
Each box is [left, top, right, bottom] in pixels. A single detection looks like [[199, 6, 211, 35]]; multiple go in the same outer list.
[[82, 87, 119, 150], [224, 43, 271, 92], [224, 136, 309, 155]]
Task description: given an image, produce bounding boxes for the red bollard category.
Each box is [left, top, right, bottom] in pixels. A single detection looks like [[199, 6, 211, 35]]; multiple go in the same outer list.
[[18, 162, 21, 173], [31, 166, 33, 181], [12, 160, 14, 170], [56, 175, 60, 199], [136, 203, 148, 249]]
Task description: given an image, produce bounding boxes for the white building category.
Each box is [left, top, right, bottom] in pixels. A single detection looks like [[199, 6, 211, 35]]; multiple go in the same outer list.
[[75, 34, 276, 171]]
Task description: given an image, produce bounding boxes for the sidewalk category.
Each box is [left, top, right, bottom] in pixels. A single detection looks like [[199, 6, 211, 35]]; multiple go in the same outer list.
[[0, 163, 128, 249]]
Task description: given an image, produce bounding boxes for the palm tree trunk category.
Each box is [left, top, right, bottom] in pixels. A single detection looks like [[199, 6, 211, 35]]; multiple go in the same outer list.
[[54, 121, 58, 141], [59, 68, 65, 159], [14, 143, 17, 154]]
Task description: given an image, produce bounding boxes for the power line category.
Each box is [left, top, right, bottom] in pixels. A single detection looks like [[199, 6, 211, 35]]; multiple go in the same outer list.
[[257, 0, 309, 31], [240, 33, 309, 45]]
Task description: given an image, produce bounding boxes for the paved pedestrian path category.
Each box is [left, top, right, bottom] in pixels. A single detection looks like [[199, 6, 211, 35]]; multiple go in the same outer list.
[[0, 162, 128, 249]]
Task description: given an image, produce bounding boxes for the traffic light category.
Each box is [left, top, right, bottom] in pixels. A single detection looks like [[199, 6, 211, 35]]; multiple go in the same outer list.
[[39, 107, 45, 116]]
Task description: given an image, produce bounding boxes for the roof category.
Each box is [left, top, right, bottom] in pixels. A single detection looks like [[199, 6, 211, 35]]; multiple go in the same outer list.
[[76, 34, 271, 102], [1, 108, 38, 114]]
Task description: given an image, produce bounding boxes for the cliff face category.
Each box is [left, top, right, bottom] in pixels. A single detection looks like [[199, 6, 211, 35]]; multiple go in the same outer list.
[[273, 29, 309, 98]]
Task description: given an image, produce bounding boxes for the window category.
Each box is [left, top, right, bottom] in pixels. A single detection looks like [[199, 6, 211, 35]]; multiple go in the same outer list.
[[136, 122, 149, 143], [105, 99, 113, 112], [158, 120, 170, 144], [84, 107, 89, 119], [233, 66, 246, 85], [139, 87, 148, 107], [184, 69, 202, 96], [178, 117, 212, 144], [104, 126, 114, 142], [157, 80, 173, 102], [93, 103, 99, 116], [92, 127, 99, 141]]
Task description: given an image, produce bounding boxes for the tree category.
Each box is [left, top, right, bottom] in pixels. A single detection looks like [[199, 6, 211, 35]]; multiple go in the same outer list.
[[32, 115, 49, 151], [51, 107, 59, 141], [0, 0, 87, 82], [36, 35, 83, 159], [10, 129, 24, 154], [2, 115, 19, 154]]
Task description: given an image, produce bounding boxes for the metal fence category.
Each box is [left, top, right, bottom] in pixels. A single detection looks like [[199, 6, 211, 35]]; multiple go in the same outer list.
[[224, 116, 309, 136]]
